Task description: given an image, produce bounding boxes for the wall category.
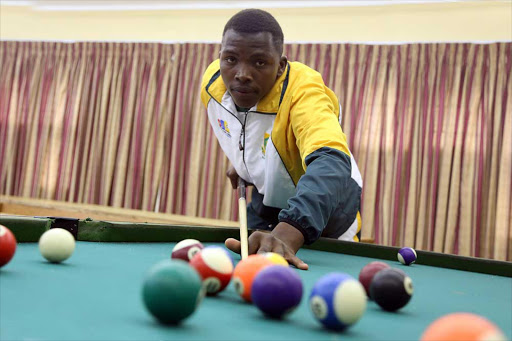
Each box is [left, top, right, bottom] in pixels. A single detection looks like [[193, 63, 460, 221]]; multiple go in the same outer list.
[[1, 1, 511, 43]]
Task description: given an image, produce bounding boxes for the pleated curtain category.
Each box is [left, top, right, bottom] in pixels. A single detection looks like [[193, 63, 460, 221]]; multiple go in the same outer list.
[[0, 41, 510, 260]]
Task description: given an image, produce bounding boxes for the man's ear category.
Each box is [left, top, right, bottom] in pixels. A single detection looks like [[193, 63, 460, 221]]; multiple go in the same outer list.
[[277, 56, 288, 78]]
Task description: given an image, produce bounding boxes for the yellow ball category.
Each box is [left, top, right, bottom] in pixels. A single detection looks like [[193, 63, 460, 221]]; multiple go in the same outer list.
[[263, 252, 288, 266]]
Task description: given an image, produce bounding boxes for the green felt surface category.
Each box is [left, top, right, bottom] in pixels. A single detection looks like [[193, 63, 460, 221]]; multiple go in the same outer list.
[[1, 242, 511, 341], [2, 215, 510, 277]]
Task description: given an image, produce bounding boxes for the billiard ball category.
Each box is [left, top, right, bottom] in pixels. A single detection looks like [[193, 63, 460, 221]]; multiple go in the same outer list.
[[309, 273, 367, 331], [38, 228, 76, 263], [263, 252, 288, 266], [398, 247, 417, 265], [358, 261, 391, 299], [204, 245, 235, 266], [142, 259, 204, 324], [0, 225, 17, 268], [252, 265, 303, 318], [171, 239, 204, 262], [420, 313, 507, 341], [232, 254, 273, 302], [370, 267, 413, 311], [189, 246, 234, 296]]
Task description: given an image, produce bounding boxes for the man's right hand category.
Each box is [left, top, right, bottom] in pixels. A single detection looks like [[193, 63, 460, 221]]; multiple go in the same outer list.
[[225, 224, 308, 270]]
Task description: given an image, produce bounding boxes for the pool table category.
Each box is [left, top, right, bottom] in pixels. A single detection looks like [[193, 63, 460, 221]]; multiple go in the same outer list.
[[1, 215, 511, 341]]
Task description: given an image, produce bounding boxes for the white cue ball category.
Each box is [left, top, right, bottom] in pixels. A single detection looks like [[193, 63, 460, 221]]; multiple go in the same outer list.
[[39, 228, 76, 263]]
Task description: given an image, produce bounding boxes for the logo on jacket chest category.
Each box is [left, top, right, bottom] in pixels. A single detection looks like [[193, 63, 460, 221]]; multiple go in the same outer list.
[[217, 119, 231, 138], [261, 132, 270, 158]]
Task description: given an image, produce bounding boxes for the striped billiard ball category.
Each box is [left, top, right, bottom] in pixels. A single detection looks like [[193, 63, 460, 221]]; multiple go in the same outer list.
[[189, 246, 234, 296], [171, 239, 204, 262], [309, 273, 367, 331], [398, 247, 417, 265]]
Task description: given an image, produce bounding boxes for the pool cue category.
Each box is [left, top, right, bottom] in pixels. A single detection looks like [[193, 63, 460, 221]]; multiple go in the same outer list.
[[238, 178, 249, 260]]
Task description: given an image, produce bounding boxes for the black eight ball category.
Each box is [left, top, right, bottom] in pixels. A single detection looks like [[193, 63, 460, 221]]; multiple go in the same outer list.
[[369, 267, 413, 311]]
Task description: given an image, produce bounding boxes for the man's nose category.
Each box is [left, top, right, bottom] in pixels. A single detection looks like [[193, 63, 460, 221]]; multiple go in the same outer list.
[[235, 65, 252, 83]]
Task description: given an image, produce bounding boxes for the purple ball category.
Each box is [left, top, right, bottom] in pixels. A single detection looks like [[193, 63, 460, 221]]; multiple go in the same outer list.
[[251, 265, 303, 318], [398, 247, 417, 265]]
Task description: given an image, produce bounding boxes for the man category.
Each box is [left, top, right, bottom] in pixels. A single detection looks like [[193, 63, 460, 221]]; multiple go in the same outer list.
[[200, 9, 362, 270]]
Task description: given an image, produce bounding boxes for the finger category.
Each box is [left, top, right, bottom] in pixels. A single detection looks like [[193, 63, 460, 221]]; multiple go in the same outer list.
[[275, 243, 287, 258], [287, 254, 309, 271], [247, 231, 264, 255], [256, 235, 280, 255], [256, 242, 273, 254], [269, 239, 292, 264], [225, 238, 241, 254]]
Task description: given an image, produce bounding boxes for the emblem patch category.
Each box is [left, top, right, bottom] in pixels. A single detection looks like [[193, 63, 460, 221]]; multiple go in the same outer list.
[[218, 119, 231, 138]]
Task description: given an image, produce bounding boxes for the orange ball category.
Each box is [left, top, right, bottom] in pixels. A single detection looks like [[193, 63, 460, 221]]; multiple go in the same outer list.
[[420, 313, 507, 341], [232, 254, 273, 302]]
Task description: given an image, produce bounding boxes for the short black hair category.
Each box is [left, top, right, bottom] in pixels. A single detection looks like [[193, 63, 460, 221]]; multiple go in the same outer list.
[[223, 9, 284, 55]]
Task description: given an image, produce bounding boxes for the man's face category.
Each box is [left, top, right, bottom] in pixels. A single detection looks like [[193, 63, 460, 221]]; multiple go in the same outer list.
[[220, 29, 287, 109]]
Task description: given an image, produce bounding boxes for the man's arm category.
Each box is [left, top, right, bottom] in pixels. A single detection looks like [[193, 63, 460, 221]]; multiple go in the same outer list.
[[224, 148, 351, 270], [225, 71, 354, 269], [278, 147, 352, 244], [224, 166, 309, 269]]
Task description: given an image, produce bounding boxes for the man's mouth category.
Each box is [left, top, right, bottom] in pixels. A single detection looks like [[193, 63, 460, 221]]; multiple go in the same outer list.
[[232, 87, 255, 94]]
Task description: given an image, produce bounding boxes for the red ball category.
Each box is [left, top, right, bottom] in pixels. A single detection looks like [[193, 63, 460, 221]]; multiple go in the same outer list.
[[358, 261, 390, 299], [189, 246, 234, 296], [0, 225, 17, 268], [171, 239, 204, 262]]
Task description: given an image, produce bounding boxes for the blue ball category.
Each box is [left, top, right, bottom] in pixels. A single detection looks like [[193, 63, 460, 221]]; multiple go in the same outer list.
[[309, 273, 367, 331], [252, 265, 303, 319], [203, 245, 235, 266], [397, 247, 417, 265]]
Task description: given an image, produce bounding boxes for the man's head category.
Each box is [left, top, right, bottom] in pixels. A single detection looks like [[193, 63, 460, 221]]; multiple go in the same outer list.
[[220, 9, 287, 109]]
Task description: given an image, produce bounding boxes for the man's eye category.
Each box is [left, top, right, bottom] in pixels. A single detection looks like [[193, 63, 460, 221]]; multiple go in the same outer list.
[[256, 61, 266, 67], [225, 57, 236, 63]]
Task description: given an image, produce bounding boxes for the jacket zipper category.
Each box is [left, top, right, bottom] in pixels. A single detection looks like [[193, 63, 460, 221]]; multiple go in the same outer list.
[[239, 112, 248, 151], [238, 111, 252, 184]]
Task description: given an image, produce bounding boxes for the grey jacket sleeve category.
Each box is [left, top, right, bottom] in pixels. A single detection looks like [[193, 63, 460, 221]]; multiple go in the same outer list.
[[278, 147, 355, 244]]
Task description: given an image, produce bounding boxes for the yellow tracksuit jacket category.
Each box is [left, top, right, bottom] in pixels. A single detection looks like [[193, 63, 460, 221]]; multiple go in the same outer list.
[[201, 60, 362, 243]]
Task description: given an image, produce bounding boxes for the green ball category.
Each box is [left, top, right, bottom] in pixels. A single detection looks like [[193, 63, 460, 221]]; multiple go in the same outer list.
[[142, 260, 204, 324]]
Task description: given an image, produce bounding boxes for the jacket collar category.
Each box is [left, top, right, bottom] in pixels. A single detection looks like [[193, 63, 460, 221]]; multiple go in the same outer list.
[[206, 62, 290, 114]]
